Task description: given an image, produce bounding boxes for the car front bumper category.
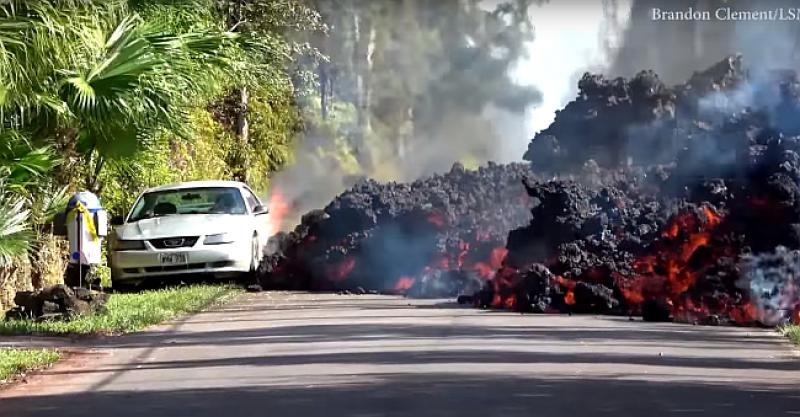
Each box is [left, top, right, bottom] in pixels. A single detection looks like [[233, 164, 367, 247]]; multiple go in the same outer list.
[[111, 243, 251, 281]]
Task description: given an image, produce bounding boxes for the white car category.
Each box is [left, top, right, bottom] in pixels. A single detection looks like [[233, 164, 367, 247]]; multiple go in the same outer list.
[[109, 181, 270, 287]]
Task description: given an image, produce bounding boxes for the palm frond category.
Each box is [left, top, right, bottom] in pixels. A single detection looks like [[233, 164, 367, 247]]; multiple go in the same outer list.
[[0, 188, 32, 266], [28, 184, 69, 226], [0, 145, 57, 190]]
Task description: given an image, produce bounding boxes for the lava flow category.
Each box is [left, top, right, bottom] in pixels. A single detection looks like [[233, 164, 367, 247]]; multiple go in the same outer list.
[[260, 55, 800, 327]]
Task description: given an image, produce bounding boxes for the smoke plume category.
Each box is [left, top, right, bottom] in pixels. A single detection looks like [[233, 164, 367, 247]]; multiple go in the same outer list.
[[269, 0, 636, 230], [610, 0, 800, 83]]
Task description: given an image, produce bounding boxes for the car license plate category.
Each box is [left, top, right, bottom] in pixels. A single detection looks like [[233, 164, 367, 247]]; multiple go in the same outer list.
[[160, 253, 188, 265]]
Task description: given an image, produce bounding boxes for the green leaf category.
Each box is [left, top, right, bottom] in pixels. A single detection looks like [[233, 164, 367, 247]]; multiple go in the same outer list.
[[0, 189, 32, 266]]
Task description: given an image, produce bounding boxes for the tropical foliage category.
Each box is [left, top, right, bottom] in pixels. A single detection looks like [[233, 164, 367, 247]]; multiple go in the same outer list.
[[0, 0, 317, 282], [0, 0, 540, 300]]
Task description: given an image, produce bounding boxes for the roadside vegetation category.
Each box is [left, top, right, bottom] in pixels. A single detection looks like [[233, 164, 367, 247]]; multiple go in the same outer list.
[[0, 285, 239, 336], [0, 0, 321, 309], [0, 0, 541, 312], [0, 348, 60, 382], [781, 325, 800, 346]]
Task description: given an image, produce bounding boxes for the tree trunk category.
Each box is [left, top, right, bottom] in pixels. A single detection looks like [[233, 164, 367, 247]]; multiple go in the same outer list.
[[225, 0, 249, 183], [87, 156, 105, 194], [235, 87, 250, 183], [319, 61, 329, 120], [353, 10, 375, 139], [351, 7, 376, 171]]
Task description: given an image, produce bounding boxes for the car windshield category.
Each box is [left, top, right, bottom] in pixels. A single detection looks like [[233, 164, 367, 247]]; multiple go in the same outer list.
[[128, 187, 247, 221]]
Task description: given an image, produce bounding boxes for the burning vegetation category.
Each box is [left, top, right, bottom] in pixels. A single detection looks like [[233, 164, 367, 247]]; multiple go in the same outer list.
[[262, 55, 800, 327]]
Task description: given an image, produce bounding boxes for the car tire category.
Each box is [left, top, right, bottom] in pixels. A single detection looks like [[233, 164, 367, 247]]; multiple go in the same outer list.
[[111, 278, 139, 293]]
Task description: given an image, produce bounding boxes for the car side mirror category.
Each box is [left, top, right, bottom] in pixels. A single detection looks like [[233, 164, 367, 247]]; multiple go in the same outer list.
[[110, 215, 125, 226], [253, 205, 269, 215]]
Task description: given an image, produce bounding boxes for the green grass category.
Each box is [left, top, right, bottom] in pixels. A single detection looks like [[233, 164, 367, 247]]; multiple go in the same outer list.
[[781, 325, 800, 346], [0, 285, 240, 336], [0, 349, 60, 381]]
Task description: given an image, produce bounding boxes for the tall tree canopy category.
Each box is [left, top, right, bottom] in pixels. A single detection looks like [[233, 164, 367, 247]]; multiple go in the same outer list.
[[302, 0, 541, 178]]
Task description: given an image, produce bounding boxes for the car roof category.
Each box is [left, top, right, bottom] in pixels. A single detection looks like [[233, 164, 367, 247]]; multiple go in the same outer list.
[[144, 180, 251, 193]]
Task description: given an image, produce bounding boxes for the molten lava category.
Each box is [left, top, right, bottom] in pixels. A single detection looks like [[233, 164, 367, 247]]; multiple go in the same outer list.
[[617, 205, 751, 323], [394, 276, 416, 292], [326, 257, 356, 283], [427, 211, 446, 228], [564, 290, 576, 306]]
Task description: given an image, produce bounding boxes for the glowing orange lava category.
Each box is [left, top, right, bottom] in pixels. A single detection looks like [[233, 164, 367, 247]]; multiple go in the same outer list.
[[489, 247, 508, 269], [326, 257, 356, 283], [267, 187, 291, 235], [618, 205, 740, 322], [427, 212, 446, 227], [394, 276, 416, 292], [564, 290, 576, 305]]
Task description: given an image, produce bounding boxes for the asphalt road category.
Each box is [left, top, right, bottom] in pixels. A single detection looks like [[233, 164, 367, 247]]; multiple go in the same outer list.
[[1, 292, 799, 417]]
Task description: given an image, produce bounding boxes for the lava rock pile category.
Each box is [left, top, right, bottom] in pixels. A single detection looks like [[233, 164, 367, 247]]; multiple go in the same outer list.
[[262, 54, 800, 326], [5, 285, 109, 320], [489, 54, 800, 325], [260, 162, 535, 297]]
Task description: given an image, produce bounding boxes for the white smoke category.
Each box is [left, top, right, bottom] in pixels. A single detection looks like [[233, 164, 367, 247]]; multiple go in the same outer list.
[[739, 246, 800, 326], [270, 1, 634, 230], [508, 0, 633, 150]]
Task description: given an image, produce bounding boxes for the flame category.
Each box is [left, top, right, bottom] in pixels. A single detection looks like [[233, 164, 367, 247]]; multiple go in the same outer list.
[[503, 294, 517, 309], [792, 307, 800, 325], [457, 241, 470, 268], [491, 293, 503, 307], [490, 267, 517, 308], [702, 206, 722, 227], [564, 290, 576, 305], [489, 247, 508, 269], [556, 275, 576, 290], [267, 187, 291, 236], [394, 276, 416, 292], [729, 302, 757, 325], [427, 211, 446, 227], [326, 257, 356, 282], [472, 262, 495, 279], [619, 205, 739, 322]]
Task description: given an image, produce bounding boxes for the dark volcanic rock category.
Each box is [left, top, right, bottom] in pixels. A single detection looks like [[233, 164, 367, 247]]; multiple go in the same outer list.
[[260, 55, 800, 327], [5, 285, 108, 320], [260, 163, 536, 296], [495, 56, 800, 324]]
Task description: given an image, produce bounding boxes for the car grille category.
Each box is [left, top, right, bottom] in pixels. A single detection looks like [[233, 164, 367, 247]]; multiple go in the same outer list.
[[149, 236, 199, 249]]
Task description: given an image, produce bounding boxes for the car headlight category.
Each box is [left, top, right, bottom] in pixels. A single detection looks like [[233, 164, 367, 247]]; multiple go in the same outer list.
[[113, 239, 146, 251], [204, 233, 236, 245]]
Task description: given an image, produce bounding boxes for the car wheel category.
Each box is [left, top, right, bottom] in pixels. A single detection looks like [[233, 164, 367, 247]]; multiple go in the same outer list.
[[111, 276, 139, 293]]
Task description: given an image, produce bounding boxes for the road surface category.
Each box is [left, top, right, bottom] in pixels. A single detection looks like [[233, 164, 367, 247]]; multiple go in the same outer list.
[[1, 292, 799, 417]]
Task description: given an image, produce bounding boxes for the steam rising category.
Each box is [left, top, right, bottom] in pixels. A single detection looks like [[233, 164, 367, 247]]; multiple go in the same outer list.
[[740, 247, 800, 326], [269, 0, 800, 232], [611, 0, 800, 83], [513, 0, 632, 138], [270, 1, 635, 230]]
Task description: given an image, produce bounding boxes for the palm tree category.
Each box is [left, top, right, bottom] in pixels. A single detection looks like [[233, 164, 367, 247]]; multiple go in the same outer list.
[[0, 0, 233, 265], [0, 1, 233, 187], [0, 134, 55, 266]]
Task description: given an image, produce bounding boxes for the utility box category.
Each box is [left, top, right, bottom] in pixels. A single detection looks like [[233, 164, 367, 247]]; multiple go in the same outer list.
[[65, 191, 107, 266]]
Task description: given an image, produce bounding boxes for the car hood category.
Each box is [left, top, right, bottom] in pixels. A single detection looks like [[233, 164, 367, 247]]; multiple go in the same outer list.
[[115, 214, 247, 240]]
